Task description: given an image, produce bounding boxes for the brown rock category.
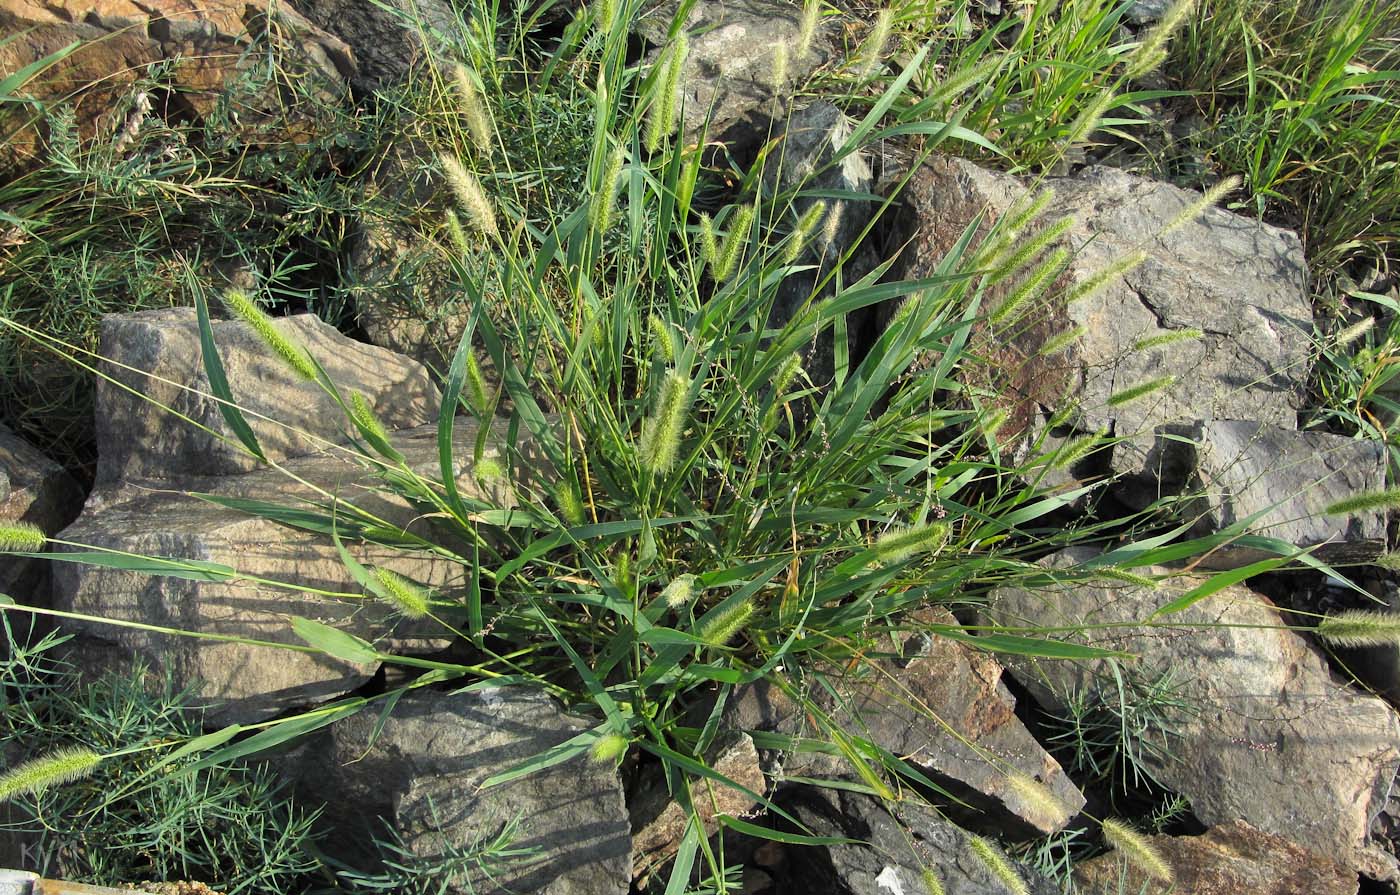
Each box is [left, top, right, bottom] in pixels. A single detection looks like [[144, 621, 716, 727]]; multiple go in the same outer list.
[[0, 0, 352, 171], [630, 731, 764, 882], [1074, 820, 1357, 895]]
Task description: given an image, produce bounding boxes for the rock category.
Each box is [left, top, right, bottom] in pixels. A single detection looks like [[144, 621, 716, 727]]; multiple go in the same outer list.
[[0, 422, 84, 603], [1073, 819, 1357, 895], [1124, 0, 1170, 25], [984, 546, 1400, 868], [95, 307, 440, 485], [636, 0, 827, 155], [295, 688, 631, 895], [631, 731, 764, 882], [723, 607, 1085, 836], [773, 786, 1059, 895], [1117, 420, 1388, 568], [766, 101, 876, 390], [0, 0, 352, 172], [52, 419, 510, 723], [293, 0, 457, 93], [887, 157, 1311, 451]]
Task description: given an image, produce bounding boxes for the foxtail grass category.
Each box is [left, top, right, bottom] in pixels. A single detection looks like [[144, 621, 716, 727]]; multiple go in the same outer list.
[[0, 522, 46, 553], [1100, 818, 1173, 882], [371, 568, 431, 619], [0, 747, 102, 803], [222, 289, 317, 380], [1315, 610, 1400, 648]]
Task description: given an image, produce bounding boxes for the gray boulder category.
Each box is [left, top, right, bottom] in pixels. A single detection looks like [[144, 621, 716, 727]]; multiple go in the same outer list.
[[1073, 819, 1358, 895], [95, 307, 439, 485], [887, 157, 1312, 451], [772, 786, 1058, 895], [53, 420, 509, 724], [636, 0, 827, 153], [984, 547, 1400, 873], [1117, 420, 1388, 567], [723, 608, 1085, 836], [0, 423, 84, 604], [295, 688, 631, 895]]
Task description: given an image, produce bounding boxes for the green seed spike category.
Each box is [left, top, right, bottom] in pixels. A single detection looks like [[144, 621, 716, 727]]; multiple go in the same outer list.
[[648, 314, 677, 364], [591, 144, 625, 236], [589, 732, 629, 765], [1064, 250, 1148, 305], [1106, 374, 1176, 408], [348, 392, 388, 444], [783, 199, 828, 264], [464, 352, 491, 415], [1048, 430, 1104, 471], [1315, 610, 1400, 648], [1324, 489, 1400, 516], [638, 370, 691, 475], [222, 289, 317, 381], [1133, 327, 1204, 351], [698, 213, 719, 267], [990, 247, 1070, 325], [873, 522, 950, 564], [712, 204, 756, 282], [1100, 818, 1173, 882], [697, 598, 754, 647], [1039, 325, 1087, 357], [967, 835, 1029, 895], [988, 215, 1073, 284], [553, 480, 587, 527], [371, 567, 431, 619], [0, 522, 46, 553], [0, 747, 102, 803]]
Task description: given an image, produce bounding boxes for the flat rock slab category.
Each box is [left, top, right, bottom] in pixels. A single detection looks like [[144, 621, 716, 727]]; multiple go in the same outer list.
[[53, 420, 505, 723], [771, 786, 1058, 895], [96, 308, 440, 484], [985, 546, 1400, 869], [295, 688, 631, 895], [888, 157, 1312, 449], [1073, 820, 1358, 895], [724, 608, 1085, 836], [1118, 419, 1387, 567]]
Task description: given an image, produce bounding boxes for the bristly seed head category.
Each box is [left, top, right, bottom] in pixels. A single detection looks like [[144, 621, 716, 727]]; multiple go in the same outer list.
[[371, 567, 431, 619], [222, 288, 317, 380], [967, 835, 1029, 895], [553, 480, 587, 527], [696, 598, 755, 647], [1315, 610, 1400, 648], [1106, 374, 1176, 408], [0, 747, 102, 803], [349, 392, 388, 444], [439, 153, 499, 239], [0, 522, 46, 554], [874, 521, 950, 564], [1324, 488, 1400, 516], [589, 732, 629, 765], [661, 573, 698, 609], [638, 370, 691, 476], [1100, 818, 1173, 882]]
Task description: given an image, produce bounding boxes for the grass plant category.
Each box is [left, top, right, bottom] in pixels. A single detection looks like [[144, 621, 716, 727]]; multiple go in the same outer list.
[[0, 0, 1397, 893]]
